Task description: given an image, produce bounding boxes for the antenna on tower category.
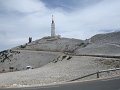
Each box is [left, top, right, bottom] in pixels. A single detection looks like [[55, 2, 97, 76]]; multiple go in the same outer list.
[[52, 15, 53, 19], [52, 15, 54, 24]]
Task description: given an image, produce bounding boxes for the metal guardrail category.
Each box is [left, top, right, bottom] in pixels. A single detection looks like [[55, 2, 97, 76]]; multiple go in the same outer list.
[[64, 53, 120, 59], [69, 68, 120, 82], [64, 52, 120, 59]]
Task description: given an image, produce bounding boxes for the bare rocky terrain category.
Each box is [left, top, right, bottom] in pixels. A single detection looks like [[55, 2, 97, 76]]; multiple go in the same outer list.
[[75, 31, 120, 55], [0, 31, 120, 87], [15, 37, 84, 52]]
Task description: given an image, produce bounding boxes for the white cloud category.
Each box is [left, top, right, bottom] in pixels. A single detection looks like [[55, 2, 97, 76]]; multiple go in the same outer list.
[[55, 0, 120, 38], [0, 0, 120, 50], [0, 0, 47, 13]]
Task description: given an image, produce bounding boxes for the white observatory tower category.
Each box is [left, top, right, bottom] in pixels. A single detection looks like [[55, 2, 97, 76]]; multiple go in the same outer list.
[[51, 15, 55, 37]]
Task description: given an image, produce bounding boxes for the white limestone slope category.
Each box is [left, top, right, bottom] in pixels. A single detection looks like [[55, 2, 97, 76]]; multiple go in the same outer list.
[[75, 43, 120, 55], [17, 38, 84, 52], [90, 31, 120, 44], [0, 50, 61, 72], [75, 31, 120, 55], [0, 32, 120, 87], [0, 56, 114, 87], [0, 37, 85, 73]]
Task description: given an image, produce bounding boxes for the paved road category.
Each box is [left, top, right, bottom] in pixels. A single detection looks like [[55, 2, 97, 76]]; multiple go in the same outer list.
[[1, 77, 120, 90]]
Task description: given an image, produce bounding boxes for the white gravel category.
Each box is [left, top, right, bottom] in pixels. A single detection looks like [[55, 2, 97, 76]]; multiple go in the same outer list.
[[0, 56, 118, 88]]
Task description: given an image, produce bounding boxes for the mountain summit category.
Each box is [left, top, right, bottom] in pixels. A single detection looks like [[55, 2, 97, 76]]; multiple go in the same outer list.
[[0, 31, 120, 87]]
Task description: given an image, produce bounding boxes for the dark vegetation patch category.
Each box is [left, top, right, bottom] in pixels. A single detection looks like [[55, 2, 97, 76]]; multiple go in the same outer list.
[[0, 50, 20, 73], [20, 44, 27, 48], [0, 50, 20, 62], [67, 56, 72, 60], [78, 43, 87, 47], [95, 58, 120, 68], [62, 55, 67, 60]]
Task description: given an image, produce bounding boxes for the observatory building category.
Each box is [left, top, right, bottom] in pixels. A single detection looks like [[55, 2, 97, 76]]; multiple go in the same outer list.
[[43, 15, 61, 39], [50, 15, 61, 39]]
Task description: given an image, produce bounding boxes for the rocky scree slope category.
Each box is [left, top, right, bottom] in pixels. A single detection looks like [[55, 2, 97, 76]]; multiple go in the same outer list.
[[75, 31, 120, 55], [15, 38, 85, 53], [0, 38, 85, 73]]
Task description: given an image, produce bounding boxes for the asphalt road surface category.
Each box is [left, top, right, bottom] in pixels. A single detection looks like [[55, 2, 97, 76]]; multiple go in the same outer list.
[[1, 76, 120, 90]]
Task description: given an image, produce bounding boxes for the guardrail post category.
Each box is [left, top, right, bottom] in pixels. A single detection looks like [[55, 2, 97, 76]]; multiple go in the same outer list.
[[97, 72, 99, 78]]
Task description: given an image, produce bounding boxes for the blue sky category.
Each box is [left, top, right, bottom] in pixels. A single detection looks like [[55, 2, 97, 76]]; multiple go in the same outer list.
[[0, 0, 120, 51], [41, 0, 102, 11]]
